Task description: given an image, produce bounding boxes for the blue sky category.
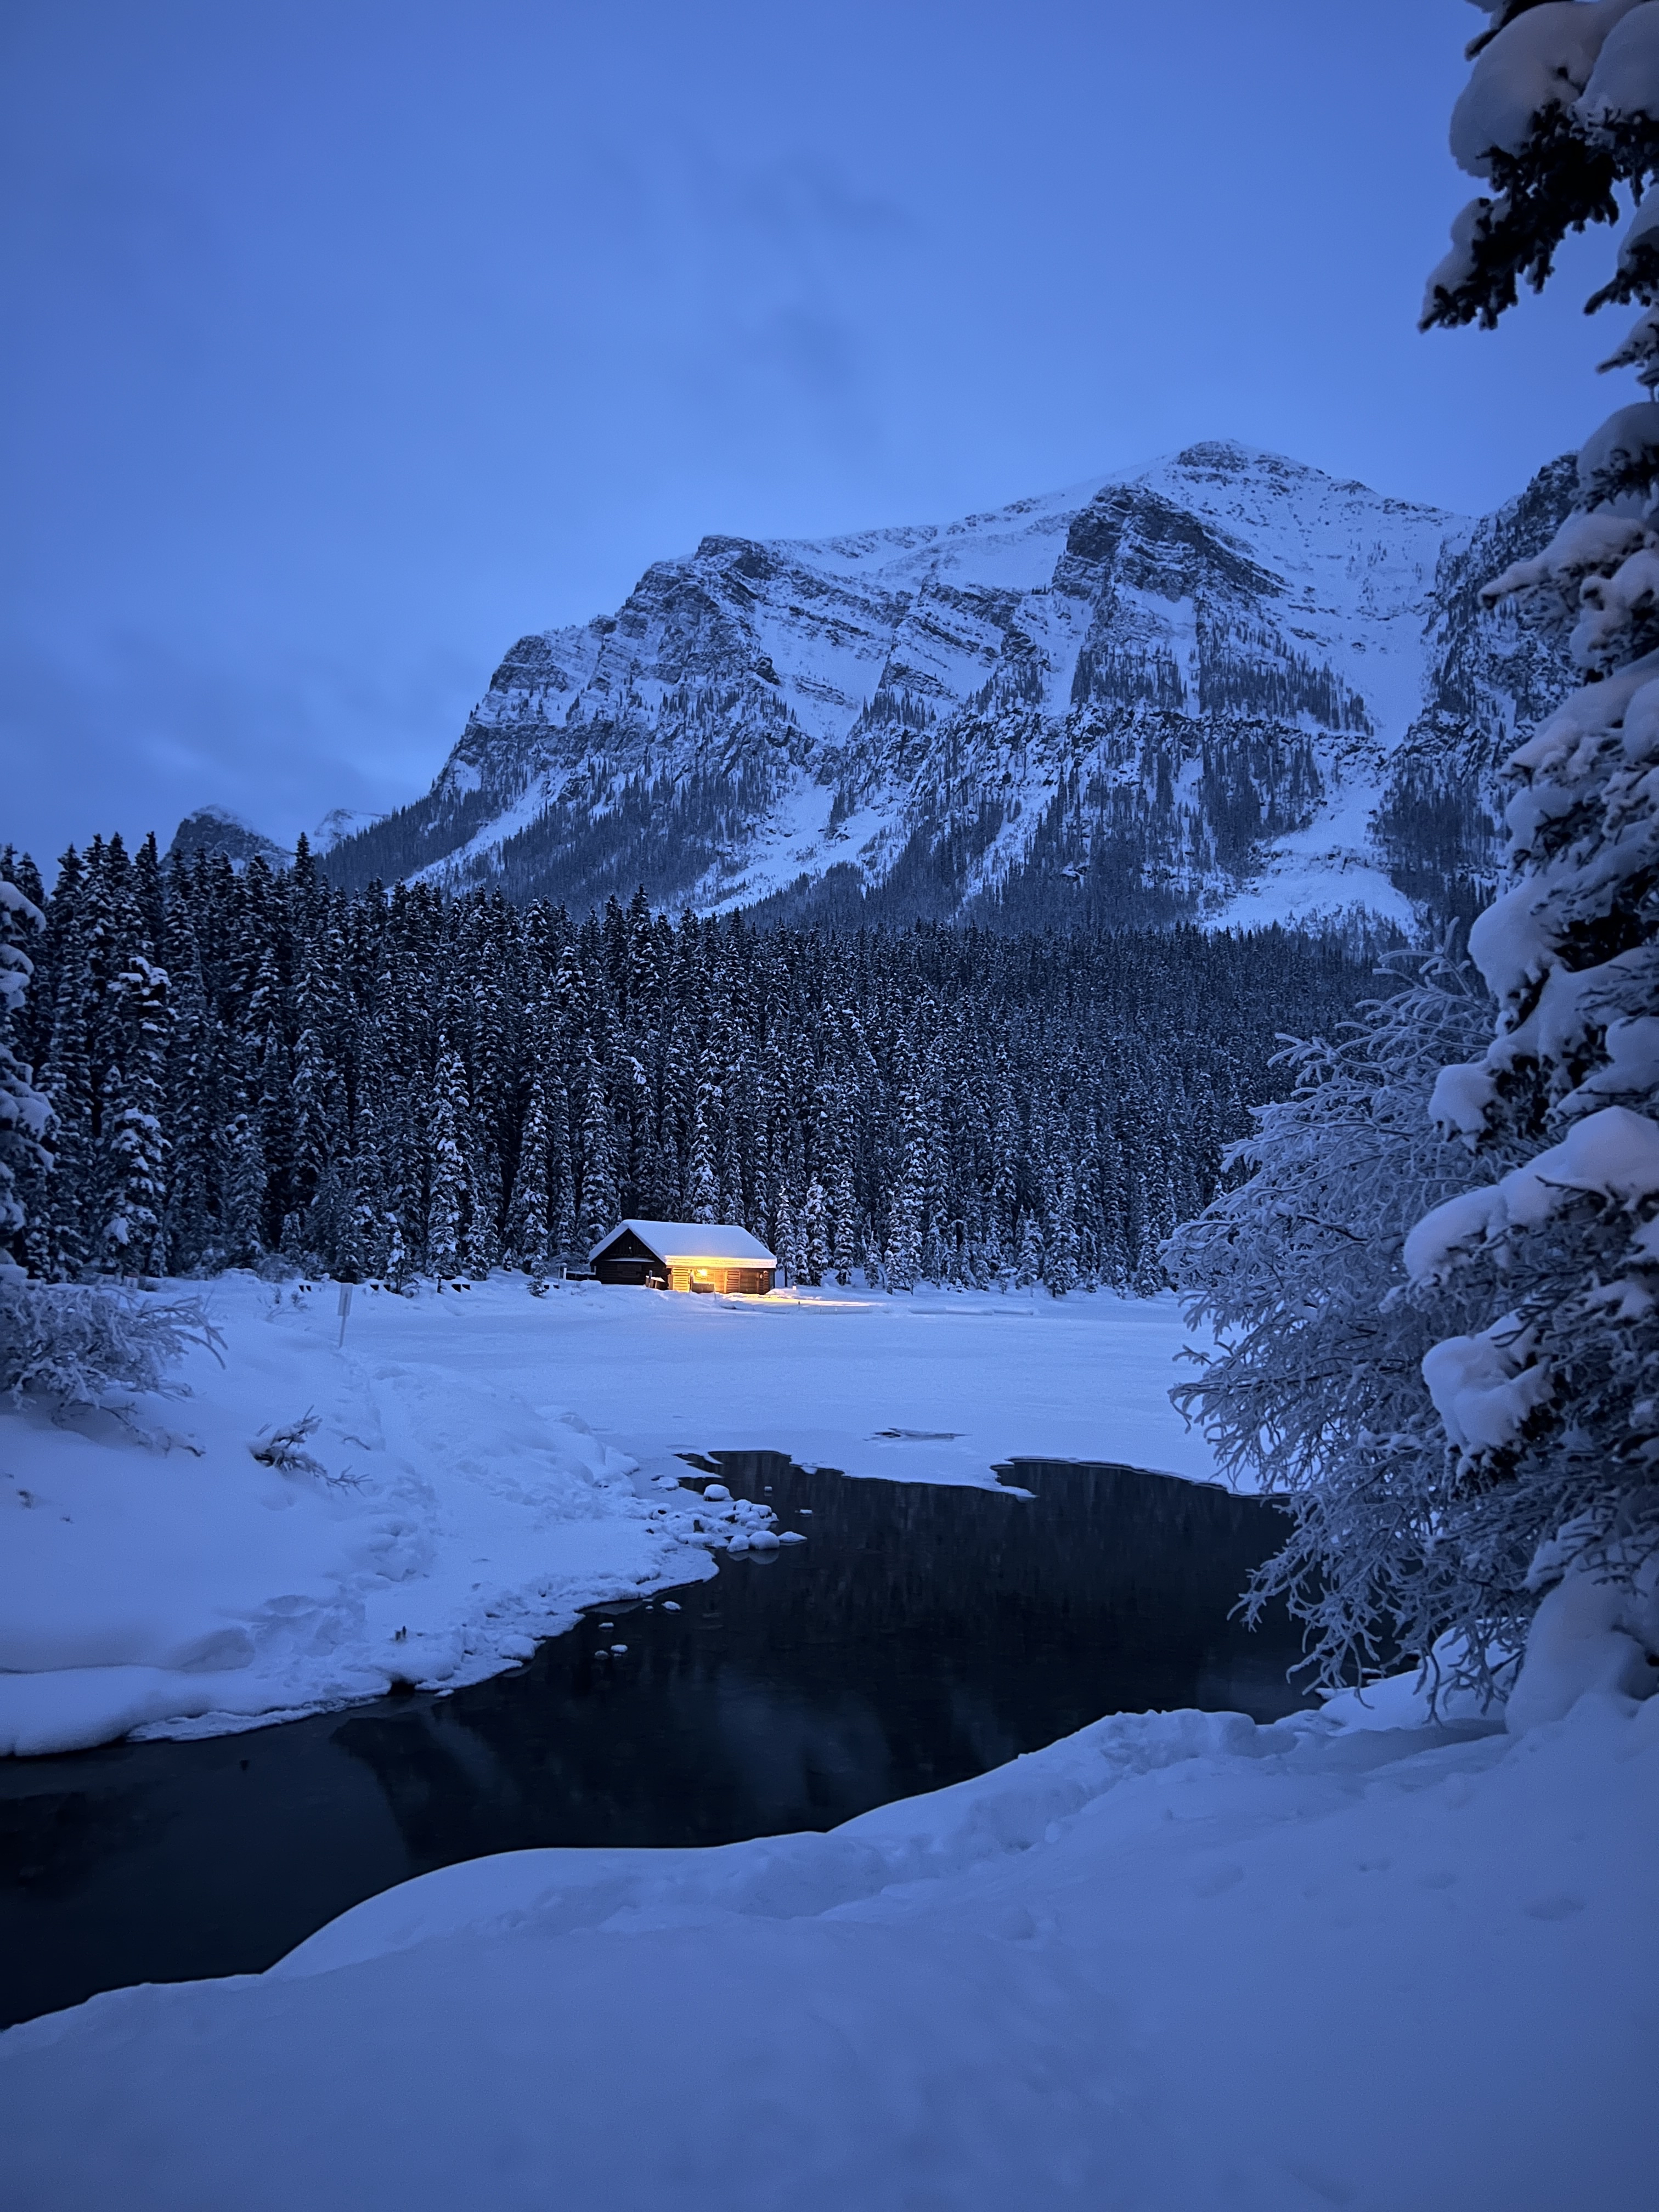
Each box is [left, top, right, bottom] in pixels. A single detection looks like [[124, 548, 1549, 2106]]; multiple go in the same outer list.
[[0, 1, 1621, 863]]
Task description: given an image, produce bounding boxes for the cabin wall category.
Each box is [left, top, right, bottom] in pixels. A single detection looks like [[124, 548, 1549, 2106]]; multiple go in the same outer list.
[[593, 1257, 663, 1286], [667, 1267, 775, 1295], [592, 1226, 776, 1293]]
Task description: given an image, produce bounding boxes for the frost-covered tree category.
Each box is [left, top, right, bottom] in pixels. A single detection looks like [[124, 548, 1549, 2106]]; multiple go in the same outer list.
[[1042, 1159, 1081, 1296], [1174, 3, 1659, 1709], [160, 889, 217, 1273], [1169, 954, 1516, 1691]]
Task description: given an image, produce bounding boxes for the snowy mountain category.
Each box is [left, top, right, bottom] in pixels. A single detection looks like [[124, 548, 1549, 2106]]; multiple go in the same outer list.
[[166, 806, 292, 872], [166, 804, 388, 872], [312, 805, 386, 853], [321, 443, 1575, 929]]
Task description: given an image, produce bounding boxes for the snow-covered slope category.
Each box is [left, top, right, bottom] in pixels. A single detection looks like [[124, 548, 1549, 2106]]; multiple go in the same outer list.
[[5, 1694, 1652, 2207], [323, 444, 1575, 929]]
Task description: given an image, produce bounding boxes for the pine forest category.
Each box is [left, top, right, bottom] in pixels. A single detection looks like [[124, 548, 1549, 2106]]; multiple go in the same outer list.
[[1, 832, 1373, 1296]]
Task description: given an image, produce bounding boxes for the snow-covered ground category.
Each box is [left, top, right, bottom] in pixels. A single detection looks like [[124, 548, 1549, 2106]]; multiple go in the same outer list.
[[3, 1690, 1651, 2208], [0, 1275, 1217, 1757], [4, 1274, 1651, 2204]]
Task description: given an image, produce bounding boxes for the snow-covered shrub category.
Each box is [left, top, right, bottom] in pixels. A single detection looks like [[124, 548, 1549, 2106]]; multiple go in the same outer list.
[[1168, 952, 1529, 1696], [249, 1410, 326, 1476], [0, 1280, 221, 1418]]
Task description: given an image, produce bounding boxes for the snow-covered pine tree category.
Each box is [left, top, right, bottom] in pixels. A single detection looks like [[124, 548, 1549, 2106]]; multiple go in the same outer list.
[[220, 1031, 271, 1267], [1042, 1158, 1081, 1297], [1014, 1211, 1043, 1290], [0, 873, 52, 1279], [462, 1114, 501, 1280], [32, 850, 95, 1277], [159, 882, 217, 1273], [716, 1093, 748, 1231], [537, 1071, 574, 1265], [574, 1053, 619, 1253], [1410, 0, 1659, 1708], [425, 1045, 470, 1277], [253, 1020, 296, 1258], [383, 1210, 411, 1292], [885, 1041, 932, 1294], [346, 1098, 391, 1279], [989, 1056, 1021, 1262], [820, 1042, 866, 1286], [98, 953, 172, 1278], [504, 1067, 554, 1270], [1172, 2, 1659, 1712], [830, 1166, 859, 1289], [0, 855, 213, 1412], [686, 1056, 721, 1226], [771, 1179, 798, 1286], [800, 1177, 830, 1286]]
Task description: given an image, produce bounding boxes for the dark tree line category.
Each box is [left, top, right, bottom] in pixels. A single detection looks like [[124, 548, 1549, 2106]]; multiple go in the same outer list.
[[1, 831, 1376, 1294]]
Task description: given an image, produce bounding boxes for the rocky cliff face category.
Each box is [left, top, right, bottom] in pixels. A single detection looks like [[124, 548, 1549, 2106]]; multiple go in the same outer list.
[[321, 442, 1576, 929]]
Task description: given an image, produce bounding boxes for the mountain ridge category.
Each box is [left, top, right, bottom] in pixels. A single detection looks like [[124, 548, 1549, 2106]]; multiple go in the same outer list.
[[311, 441, 1576, 929]]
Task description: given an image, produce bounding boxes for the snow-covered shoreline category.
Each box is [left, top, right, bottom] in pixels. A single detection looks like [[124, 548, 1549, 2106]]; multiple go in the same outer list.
[[0, 1274, 1218, 1757], [4, 1281, 1653, 2210], [3, 1688, 1652, 2208]]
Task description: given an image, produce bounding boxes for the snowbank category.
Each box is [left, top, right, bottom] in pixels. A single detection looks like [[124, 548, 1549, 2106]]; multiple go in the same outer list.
[[2, 1690, 1651, 2208], [1405, 1104, 1659, 1282], [0, 1275, 1217, 1755]]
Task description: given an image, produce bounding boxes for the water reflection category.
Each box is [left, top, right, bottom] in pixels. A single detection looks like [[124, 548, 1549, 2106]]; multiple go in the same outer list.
[[0, 1458, 1307, 2027]]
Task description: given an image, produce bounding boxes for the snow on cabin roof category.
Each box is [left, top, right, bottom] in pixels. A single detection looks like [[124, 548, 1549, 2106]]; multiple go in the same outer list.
[[590, 1220, 778, 1268]]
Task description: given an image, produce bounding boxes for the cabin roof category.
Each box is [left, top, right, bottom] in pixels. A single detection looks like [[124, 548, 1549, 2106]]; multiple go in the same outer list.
[[589, 1219, 778, 1268]]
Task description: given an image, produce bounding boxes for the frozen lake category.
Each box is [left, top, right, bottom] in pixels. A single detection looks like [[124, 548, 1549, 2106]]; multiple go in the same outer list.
[[0, 1452, 1305, 2027]]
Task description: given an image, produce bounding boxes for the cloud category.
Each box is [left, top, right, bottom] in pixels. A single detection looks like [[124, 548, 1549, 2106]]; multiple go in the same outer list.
[[0, 625, 476, 862]]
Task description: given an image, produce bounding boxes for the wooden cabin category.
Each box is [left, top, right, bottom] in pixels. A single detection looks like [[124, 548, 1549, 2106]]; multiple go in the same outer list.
[[588, 1220, 778, 1295]]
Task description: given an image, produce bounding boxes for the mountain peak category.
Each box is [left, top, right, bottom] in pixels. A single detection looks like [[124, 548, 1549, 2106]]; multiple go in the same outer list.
[[1170, 438, 1277, 472], [319, 449, 1570, 935], [166, 807, 292, 872]]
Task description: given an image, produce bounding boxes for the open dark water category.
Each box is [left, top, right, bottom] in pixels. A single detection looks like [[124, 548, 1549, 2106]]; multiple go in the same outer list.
[[0, 1456, 1309, 2028]]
